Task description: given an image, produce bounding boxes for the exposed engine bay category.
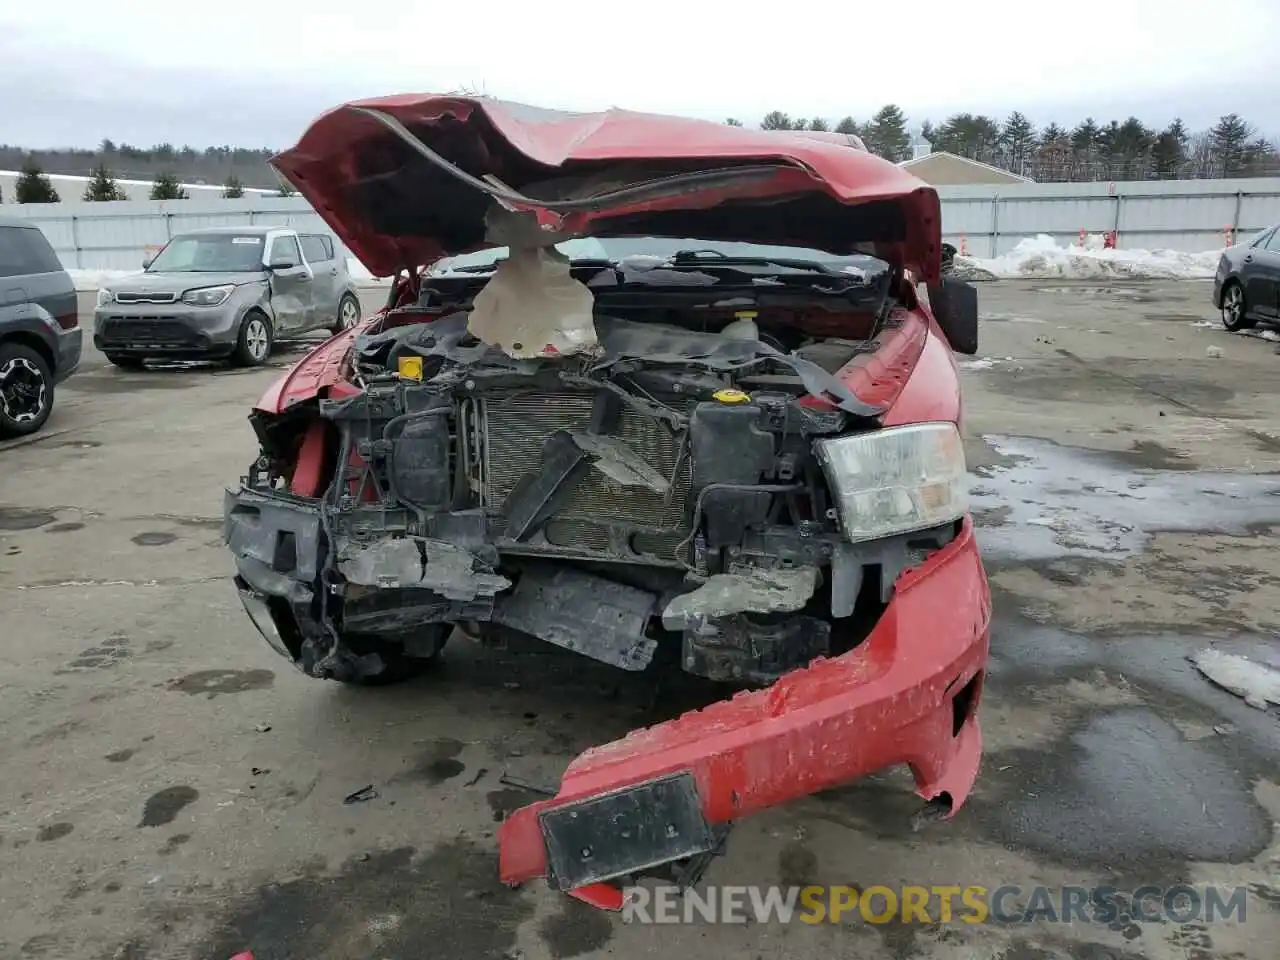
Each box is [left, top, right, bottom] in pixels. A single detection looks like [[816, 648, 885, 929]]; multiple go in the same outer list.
[[229, 249, 960, 685]]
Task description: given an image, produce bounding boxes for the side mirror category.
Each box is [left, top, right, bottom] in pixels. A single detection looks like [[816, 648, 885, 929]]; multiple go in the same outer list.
[[142, 256, 154, 270], [929, 277, 979, 355], [267, 257, 297, 271]]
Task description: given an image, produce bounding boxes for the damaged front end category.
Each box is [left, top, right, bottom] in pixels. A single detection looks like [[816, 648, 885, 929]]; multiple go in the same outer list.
[[224, 94, 990, 906], [224, 250, 989, 901]]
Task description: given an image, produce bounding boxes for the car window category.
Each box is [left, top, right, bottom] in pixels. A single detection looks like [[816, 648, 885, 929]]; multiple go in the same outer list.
[[149, 234, 265, 272], [269, 235, 302, 266], [1266, 230, 1280, 253], [1249, 228, 1276, 248], [299, 235, 331, 264], [0, 225, 63, 278]]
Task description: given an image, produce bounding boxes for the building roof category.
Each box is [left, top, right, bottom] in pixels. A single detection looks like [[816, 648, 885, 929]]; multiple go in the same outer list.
[[898, 151, 1034, 183]]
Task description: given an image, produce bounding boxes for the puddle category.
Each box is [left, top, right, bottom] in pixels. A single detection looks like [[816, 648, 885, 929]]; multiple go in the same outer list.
[[973, 708, 1271, 870], [972, 435, 1280, 562]]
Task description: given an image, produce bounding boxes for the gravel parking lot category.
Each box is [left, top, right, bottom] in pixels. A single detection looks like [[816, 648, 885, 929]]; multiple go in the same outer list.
[[3, 281, 1280, 960]]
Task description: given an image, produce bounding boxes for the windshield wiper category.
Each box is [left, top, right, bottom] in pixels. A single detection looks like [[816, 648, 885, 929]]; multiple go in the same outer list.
[[668, 251, 838, 275]]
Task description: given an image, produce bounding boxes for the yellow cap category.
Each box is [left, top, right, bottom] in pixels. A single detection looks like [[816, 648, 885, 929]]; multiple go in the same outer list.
[[712, 388, 751, 404], [734, 310, 758, 320], [397, 355, 424, 381]]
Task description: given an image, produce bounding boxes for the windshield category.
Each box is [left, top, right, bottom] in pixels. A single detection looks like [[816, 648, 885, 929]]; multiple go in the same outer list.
[[428, 237, 883, 275], [147, 234, 266, 273]]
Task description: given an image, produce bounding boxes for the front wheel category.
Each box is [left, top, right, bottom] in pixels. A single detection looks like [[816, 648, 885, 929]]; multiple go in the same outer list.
[[331, 293, 360, 335], [0, 343, 54, 439], [1221, 281, 1254, 331], [232, 312, 274, 367], [333, 625, 449, 686]]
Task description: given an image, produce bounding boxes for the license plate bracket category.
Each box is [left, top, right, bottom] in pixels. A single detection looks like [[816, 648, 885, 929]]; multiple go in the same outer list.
[[538, 771, 713, 890]]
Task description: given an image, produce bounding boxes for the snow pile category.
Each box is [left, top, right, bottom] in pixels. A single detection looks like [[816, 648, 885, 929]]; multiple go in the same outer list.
[[957, 234, 1224, 281], [1192, 648, 1280, 710]]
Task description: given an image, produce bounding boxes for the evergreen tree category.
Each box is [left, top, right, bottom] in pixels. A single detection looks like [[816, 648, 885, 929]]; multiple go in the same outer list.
[[1033, 124, 1073, 182], [999, 111, 1037, 176], [1070, 118, 1101, 177], [15, 159, 60, 203], [1151, 119, 1189, 178], [863, 105, 910, 162], [760, 111, 793, 131], [834, 116, 860, 136], [222, 175, 245, 198], [1210, 113, 1253, 176], [1242, 137, 1280, 176], [724, 118, 744, 127], [149, 172, 188, 200], [807, 117, 830, 132], [83, 164, 126, 201]]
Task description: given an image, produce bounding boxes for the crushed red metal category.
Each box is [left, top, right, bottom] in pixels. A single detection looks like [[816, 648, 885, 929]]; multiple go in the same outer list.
[[225, 95, 990, 908]]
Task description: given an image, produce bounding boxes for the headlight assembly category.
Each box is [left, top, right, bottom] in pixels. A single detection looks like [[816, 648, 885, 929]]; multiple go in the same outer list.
[[96, 288, 114, 306], [814, 422, 968, 543], [181, 284, 235, 307]]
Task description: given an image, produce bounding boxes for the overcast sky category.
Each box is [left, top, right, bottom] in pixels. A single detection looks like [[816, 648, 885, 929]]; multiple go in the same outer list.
[[2, 1, 1277, 149]]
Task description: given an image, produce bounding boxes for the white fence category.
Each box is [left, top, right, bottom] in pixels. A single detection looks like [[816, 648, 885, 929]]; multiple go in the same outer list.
[[6, 177, 1280, 270], [936, 177, 1280, 256]]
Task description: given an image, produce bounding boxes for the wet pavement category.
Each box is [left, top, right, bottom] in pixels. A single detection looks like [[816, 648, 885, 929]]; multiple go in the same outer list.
[[2, 281, 1279, 959]]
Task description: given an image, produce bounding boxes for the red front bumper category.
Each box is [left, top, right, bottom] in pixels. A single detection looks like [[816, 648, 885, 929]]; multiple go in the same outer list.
[[498, 518, 991, 903]]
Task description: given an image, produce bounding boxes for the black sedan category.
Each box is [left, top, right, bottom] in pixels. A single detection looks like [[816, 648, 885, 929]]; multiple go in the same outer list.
[[1214, 224, 1280, 331]]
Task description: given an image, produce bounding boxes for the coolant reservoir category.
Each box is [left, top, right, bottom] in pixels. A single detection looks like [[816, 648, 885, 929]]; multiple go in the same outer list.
[[719, 310, 759, 341]]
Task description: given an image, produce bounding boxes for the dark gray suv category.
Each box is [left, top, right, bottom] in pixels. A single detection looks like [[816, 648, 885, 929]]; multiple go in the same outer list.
[[0, 217, 82, 439], [93, 226, 362, 368]]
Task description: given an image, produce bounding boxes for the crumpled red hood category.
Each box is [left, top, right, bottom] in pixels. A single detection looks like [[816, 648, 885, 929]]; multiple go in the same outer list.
[[272, 95, 942, 283]]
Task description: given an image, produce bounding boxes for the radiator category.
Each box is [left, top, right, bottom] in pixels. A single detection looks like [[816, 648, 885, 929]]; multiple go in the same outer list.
[[475, 392, 691, 534]]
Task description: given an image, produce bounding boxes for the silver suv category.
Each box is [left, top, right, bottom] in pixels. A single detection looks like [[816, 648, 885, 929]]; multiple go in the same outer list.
[[93, 226, 362, 368]]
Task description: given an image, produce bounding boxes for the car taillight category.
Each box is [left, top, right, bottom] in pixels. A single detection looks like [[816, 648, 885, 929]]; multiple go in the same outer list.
[[55, 312, 79, 330]]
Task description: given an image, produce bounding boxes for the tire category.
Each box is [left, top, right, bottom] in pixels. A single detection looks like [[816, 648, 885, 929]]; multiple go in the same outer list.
[[331, 293, 360, 335], [0, 343, 54, 439], [335, 626, 449, 686], [1221, 280, 1254, 332], [106, 354, 146, 370], [232, 311, 274, 367]]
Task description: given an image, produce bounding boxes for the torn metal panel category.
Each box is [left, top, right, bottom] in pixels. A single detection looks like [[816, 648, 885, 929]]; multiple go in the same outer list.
[[501, 431, 592, 541], [337, 536, 511, 601], [223, 487, 324, 584], [572, 433, 671, 494], [467, 246, 599, 358], [491, 566, 657, 670], [661, 566, 820, 630]]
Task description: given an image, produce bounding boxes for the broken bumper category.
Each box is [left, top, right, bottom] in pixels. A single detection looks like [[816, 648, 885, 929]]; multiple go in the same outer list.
[[498, 517, 990, 901]]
